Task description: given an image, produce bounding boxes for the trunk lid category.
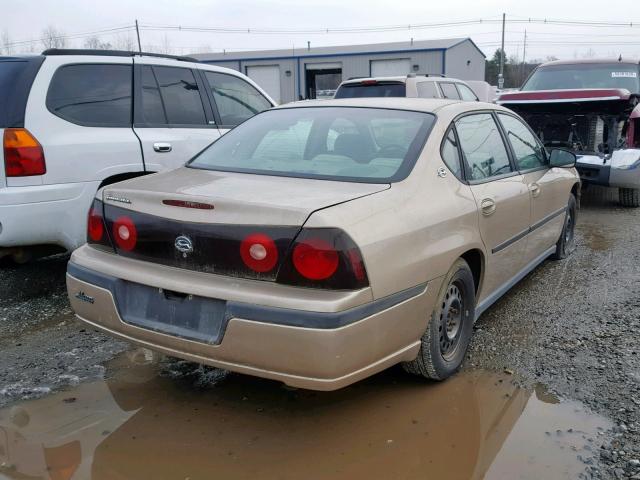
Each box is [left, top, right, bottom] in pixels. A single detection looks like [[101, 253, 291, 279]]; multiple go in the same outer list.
[[99, 167, 388, 280]]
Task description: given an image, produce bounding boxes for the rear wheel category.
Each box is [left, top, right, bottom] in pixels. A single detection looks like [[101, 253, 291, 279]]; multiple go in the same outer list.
[[619, 188, 640, 208], [552, 194, 577, 260], [403, 258, 475, 380]]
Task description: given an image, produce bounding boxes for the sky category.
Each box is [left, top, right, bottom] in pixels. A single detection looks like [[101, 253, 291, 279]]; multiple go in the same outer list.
[[3, 0, 640, 61]]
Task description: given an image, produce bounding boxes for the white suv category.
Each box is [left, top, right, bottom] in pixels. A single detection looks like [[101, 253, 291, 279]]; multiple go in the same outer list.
[[0, 49, 275, 262], [334, 74, 486, 102]]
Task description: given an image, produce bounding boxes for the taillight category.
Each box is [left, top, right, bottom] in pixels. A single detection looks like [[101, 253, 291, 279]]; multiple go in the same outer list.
[[86, 199, 113, 250], [3, 128, 46, 177], [240, 233, 278, 272], [112, 216, 137, 251], [277, 228, 369, 290]]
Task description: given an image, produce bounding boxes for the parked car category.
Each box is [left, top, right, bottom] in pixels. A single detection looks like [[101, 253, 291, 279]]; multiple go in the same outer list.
[[0, 49, 275, 262], [67, 98, 580, 391], [334, 74, 483, 101], [497, 58, 640, 207]]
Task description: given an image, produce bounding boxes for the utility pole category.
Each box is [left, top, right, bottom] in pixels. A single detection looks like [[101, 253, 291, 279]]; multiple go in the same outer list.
[[521, 29, 527, 86], [135, 19, 142, 53], [499, 13, 505, 89]]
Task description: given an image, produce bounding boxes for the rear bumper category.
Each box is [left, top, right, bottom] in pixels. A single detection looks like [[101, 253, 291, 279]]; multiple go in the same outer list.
[[577, 150, 640, 189], [0, 181, 100, 251], [66, 248, 438, 390]]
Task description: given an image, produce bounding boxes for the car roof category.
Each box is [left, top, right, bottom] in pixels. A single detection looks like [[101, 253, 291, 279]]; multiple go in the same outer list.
[[273, 97, 500, 114]]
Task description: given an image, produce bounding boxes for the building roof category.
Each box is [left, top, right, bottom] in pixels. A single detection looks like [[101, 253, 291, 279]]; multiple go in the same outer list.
[[192, 37, 485, 62]]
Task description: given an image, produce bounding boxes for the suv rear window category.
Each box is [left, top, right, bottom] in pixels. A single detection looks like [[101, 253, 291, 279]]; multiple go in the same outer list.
[[46, 64, 132, 127], [189, 106, 435, 183], [0, 58, 44, 128], [334, 82, 406, 98]]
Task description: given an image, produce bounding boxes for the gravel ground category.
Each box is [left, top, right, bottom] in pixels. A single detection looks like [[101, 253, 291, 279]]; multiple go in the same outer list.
[[0, 185, 638, 478], [467, 186, 640, 480]]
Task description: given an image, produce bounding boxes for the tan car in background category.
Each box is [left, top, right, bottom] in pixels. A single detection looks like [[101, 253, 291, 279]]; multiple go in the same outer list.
[[66, 98, 580, 391]]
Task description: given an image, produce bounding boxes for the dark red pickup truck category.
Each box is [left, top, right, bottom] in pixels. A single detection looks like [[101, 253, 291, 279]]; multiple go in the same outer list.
[[498, 59, 640, 207]]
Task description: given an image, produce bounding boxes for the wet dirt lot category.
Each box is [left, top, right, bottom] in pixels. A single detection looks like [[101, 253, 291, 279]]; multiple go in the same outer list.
[[0, 186, 639, 479]]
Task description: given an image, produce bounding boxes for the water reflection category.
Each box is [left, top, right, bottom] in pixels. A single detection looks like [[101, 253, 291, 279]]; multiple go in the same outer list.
[[0, 350, 609, 480]]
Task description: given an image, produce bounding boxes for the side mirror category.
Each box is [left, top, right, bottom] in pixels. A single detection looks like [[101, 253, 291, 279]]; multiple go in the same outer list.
[[549, 148, 577, 168]]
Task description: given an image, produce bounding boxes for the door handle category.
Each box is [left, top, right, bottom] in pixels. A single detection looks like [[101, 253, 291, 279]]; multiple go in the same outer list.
[[153, 142, 172, 153], [529, 183, 541, 197], [480, 198, 496, 216]]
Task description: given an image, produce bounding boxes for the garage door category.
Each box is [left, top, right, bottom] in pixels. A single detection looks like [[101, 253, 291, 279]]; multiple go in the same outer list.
[[370, 59, 411, 77], [246, 65, 281, 103]]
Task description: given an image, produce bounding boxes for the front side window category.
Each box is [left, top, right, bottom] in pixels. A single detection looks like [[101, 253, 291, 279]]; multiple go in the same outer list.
[[204, 72, 272, 127], [140, 65, 166, 124], [498, 113, 547, 170], [456, 113, 512, 181], [439, 82, 461, 100], [416, 81, 439, 99], [189, 107, 435, 183], [153, 66, 207, 125], [46, 64, 132, 126], [457, 84, 478, 101]]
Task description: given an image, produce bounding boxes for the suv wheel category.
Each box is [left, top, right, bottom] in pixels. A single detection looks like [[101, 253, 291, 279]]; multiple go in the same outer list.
[[619, 188, 640, 208], [553, 194, 577, 260], [403, 258, 475, 380]]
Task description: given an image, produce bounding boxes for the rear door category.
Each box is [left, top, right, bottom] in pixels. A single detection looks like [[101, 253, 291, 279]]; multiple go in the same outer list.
[[133, 59, 220, 172], [200, 70, 274, 134], [496, 112, 567, 263], [455, 112, 531, 300]]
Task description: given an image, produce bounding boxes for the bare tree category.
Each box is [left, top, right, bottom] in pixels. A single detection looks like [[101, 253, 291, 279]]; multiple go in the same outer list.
[[582, 48, 596, 59], [197, 44, 212, 54], [113, 33, 136, 51], [545, 55, 559, 62], [41, 25, 67, 49], [83, 35, 112, 50], [1, 29, 13, 55], [159, 34, 172, 54]]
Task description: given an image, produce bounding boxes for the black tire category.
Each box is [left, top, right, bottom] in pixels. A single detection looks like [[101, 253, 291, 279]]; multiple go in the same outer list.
[[552, 194, 577, 260], [403, 258, 475, 380], [619, 188, 640, 208]]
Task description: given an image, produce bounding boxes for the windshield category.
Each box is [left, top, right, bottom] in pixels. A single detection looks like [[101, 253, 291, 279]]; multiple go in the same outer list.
[[334, 82, 406, 99], [189, 107, 434, 183], [522, 63, 640, 93]]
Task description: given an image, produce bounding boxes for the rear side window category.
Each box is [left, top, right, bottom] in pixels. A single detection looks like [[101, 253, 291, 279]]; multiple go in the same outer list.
[[457, 84, 478, 101], [204, 71, 272, 127], [441, 129, 463, 179], [152, 66, 207, 125], [439, 82, 461, 100], [0, 58, 44, 128], [46, 64, 132, 127], [456, 113, 512, 181], [334, 82, 406, 99], [416, 81, 439, 99]]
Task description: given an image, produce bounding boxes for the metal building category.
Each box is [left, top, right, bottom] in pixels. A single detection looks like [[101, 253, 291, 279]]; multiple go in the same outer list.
[[193, 38, 485, 104]]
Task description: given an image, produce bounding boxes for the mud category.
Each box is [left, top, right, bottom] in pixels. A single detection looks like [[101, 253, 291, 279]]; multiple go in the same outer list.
[[0, 352, 610, 480]]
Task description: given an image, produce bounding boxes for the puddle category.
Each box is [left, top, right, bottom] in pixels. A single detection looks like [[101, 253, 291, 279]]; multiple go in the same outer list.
[[0, 351, 610, 480], [579, 224, 612, 251]]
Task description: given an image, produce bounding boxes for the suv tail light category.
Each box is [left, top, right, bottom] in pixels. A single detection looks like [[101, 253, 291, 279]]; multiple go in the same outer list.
[[3, 128, 46, 177], [277, 228, 369, 290], [87, 199, 114, 250]]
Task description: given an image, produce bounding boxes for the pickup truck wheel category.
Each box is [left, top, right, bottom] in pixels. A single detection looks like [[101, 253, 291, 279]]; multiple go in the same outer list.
[[619, 188, 640, 208], [402, 258, 475, 381], [553, 194, 577, 260]]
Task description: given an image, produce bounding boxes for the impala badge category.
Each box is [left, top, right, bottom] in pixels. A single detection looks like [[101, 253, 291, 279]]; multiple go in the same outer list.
[[75, 291, 95, 304], [175, 235, 194, 257]]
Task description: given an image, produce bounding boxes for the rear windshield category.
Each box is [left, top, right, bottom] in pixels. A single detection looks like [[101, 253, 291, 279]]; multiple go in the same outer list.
[[189, 107, 434, 183], [0, 58, 43, 128], [522, 63, 640, 93], [334, 82, 406, 99]]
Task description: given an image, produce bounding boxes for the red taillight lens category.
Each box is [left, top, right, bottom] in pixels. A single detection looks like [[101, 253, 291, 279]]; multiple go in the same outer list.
[[277, 228, 369, 289], [88, 208, 104, 242], [240, 233, 278, 272], [292, 238, 339, 280], [3, 128, 46, 177], [112, 216, 137, 251]]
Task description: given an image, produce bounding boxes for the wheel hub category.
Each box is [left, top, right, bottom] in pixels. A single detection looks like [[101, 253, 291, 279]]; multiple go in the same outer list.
[[439, 283, 464, 359]]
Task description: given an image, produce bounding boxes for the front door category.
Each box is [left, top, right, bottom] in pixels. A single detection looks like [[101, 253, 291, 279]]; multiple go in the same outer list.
[[455, 113, 531, 301], [133, 61, 221, 172], [496, 113, 567, 264]]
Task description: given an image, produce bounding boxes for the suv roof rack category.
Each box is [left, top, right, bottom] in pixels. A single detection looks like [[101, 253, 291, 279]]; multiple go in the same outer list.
[[42, 49, 199, 63], [424, 73, 446, 77]]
